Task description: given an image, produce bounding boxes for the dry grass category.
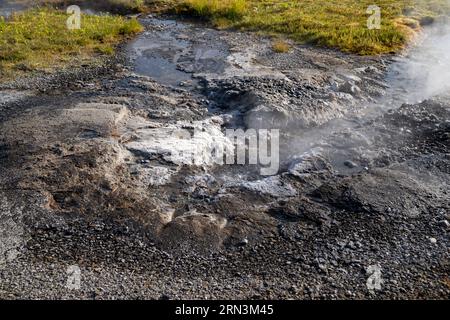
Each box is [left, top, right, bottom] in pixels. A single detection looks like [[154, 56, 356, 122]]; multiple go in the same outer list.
[[272, 39, 290, 53]]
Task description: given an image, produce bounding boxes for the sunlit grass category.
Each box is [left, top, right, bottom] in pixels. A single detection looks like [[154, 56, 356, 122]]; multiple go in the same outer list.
[[173, 0, 450, 55], [181, 0, 248, 20], [0, 8, 143, 78]]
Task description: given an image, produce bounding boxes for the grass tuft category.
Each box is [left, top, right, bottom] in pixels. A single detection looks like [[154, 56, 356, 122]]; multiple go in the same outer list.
[[272, 39, 290, 53]]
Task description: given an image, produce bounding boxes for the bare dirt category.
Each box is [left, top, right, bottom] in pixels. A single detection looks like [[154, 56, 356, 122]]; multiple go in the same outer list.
[[0, 15, 449, 299]]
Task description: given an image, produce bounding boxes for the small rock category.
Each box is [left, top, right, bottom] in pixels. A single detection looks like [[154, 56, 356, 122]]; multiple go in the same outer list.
[[420, 16, 435, 26], [344, 160, 358, 168], [429, 237, 437, 244], [238, 238, 249, 246], [438, 220, 449, 228], [318, 264, 328, 273], [338, 81, 361, 96]]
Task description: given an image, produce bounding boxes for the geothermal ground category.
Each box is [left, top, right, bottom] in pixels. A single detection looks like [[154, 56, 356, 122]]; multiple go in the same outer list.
[[0, 12, 449, 299]]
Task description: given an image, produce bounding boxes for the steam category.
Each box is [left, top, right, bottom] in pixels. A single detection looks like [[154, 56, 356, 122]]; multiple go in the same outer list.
[[284, 17, 450, 174], [387, 21, 450, 104]]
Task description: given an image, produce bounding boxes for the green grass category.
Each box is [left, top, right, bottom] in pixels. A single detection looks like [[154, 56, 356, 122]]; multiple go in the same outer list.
[[173, 0, 450, 55], [181, 0, 248, 20], [2, 0, 449, 80], [0, 8, 143, 78]]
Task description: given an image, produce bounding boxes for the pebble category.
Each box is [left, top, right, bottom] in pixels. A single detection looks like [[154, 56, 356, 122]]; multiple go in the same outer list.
[[238, 238, 249, 246], [344, 160, 358, 168], [438, 220, 449, 228]]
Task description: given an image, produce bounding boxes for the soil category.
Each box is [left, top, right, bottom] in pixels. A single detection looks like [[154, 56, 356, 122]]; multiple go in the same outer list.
[[0, 13, 449, 299]]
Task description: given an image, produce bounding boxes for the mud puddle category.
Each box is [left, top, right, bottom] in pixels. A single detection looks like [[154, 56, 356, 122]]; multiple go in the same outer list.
[[0, 0, 25, 17], [128, 18, 230, 88]]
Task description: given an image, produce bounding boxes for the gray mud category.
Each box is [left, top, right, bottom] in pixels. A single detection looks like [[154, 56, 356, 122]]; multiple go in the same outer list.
[[0, 14, 449, 299], [0, 0, 24, 17]]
